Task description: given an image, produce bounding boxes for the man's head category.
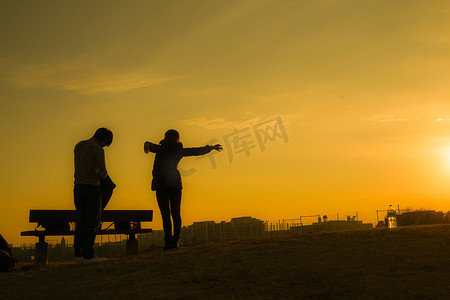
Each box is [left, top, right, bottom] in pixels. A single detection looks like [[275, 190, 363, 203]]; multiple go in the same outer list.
[[93, 128, 113, 147]]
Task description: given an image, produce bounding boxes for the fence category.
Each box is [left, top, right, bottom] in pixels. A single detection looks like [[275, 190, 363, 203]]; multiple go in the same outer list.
[[266, 215, 321, 232], [12, 232, 166, 262], [13, 213, 375, 262]]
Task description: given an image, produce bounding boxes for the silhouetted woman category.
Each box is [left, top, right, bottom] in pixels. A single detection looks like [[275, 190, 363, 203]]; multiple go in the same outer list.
[[144, 129, 222, 250]]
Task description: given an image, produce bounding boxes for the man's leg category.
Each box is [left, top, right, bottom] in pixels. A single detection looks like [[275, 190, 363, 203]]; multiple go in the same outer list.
[[82, 185, 101, 259], [170, 189, 182, 247], [74, 185, 86, 258], [156, 189, 172, 248]]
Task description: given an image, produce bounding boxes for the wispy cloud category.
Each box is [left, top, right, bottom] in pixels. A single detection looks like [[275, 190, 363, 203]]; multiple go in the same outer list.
[[0, 57, 181, 94], [365, 113, 411, 125], [180, 113, 299, 130], [180, 117, 261, 130], [364, 105, 450, 127]]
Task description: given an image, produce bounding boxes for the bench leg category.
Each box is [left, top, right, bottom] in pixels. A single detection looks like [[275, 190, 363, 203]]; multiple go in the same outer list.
[[35, 241, 48, 266], [126, 234, 139, 256]]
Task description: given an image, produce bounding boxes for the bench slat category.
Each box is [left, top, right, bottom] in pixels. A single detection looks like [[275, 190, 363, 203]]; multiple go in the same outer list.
[[29, 210, 153, 223], [21, 228, 153, 237]]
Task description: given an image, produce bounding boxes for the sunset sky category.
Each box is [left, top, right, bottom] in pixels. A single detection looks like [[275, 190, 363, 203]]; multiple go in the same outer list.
[[1, 0, 450, 246]]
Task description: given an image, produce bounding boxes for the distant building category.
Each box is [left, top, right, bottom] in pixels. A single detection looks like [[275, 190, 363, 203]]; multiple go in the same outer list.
[[180, 217, 265, 245], [396, 210, 449, 226]]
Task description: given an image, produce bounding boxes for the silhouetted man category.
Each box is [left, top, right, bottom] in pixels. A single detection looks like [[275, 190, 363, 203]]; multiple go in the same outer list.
[[74, 128, 113, 264], [144, 129, 222, 250]]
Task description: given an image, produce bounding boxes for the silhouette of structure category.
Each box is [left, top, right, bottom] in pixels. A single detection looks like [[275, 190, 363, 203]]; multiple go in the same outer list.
[[180, 217, 265, 245], [289, 218, 372, 233], [396, 210, 450, 226]]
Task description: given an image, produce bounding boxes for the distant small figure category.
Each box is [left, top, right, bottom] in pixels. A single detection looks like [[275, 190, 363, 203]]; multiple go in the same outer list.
[[144, 129, 222, 250], [73, 128, 113, 264]]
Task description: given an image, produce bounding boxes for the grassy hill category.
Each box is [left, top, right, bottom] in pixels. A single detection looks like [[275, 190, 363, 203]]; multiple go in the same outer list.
[[1, 225, 449, 299]]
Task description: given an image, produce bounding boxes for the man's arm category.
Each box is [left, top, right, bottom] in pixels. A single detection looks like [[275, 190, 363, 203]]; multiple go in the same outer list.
[[144, 141, 161, 154]]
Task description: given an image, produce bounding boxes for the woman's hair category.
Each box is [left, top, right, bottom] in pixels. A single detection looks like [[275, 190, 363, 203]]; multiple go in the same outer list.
[[164, 129, 180, 143], [93, 127, 113, 146]]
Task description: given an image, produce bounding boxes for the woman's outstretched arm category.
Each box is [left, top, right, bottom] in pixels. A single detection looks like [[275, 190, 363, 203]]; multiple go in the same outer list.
[[182, 144, 223, 156], [144, 141, 161, 154]]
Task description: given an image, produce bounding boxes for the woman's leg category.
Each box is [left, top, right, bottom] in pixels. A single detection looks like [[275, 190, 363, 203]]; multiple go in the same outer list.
[[156, 189, 172, 248], [169, 189, 182, 247]]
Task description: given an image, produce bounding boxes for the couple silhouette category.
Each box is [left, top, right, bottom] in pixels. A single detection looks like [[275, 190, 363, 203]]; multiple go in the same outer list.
[[144, 129, 222, 250], [74, 128, 222, 264]]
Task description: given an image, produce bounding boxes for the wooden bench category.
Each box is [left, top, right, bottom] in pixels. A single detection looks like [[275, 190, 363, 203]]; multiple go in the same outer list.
[[21, 210, 153, 265]]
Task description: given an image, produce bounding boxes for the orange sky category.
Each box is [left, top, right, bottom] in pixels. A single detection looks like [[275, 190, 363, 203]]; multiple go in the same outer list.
[[1, 0, 450, 246]]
